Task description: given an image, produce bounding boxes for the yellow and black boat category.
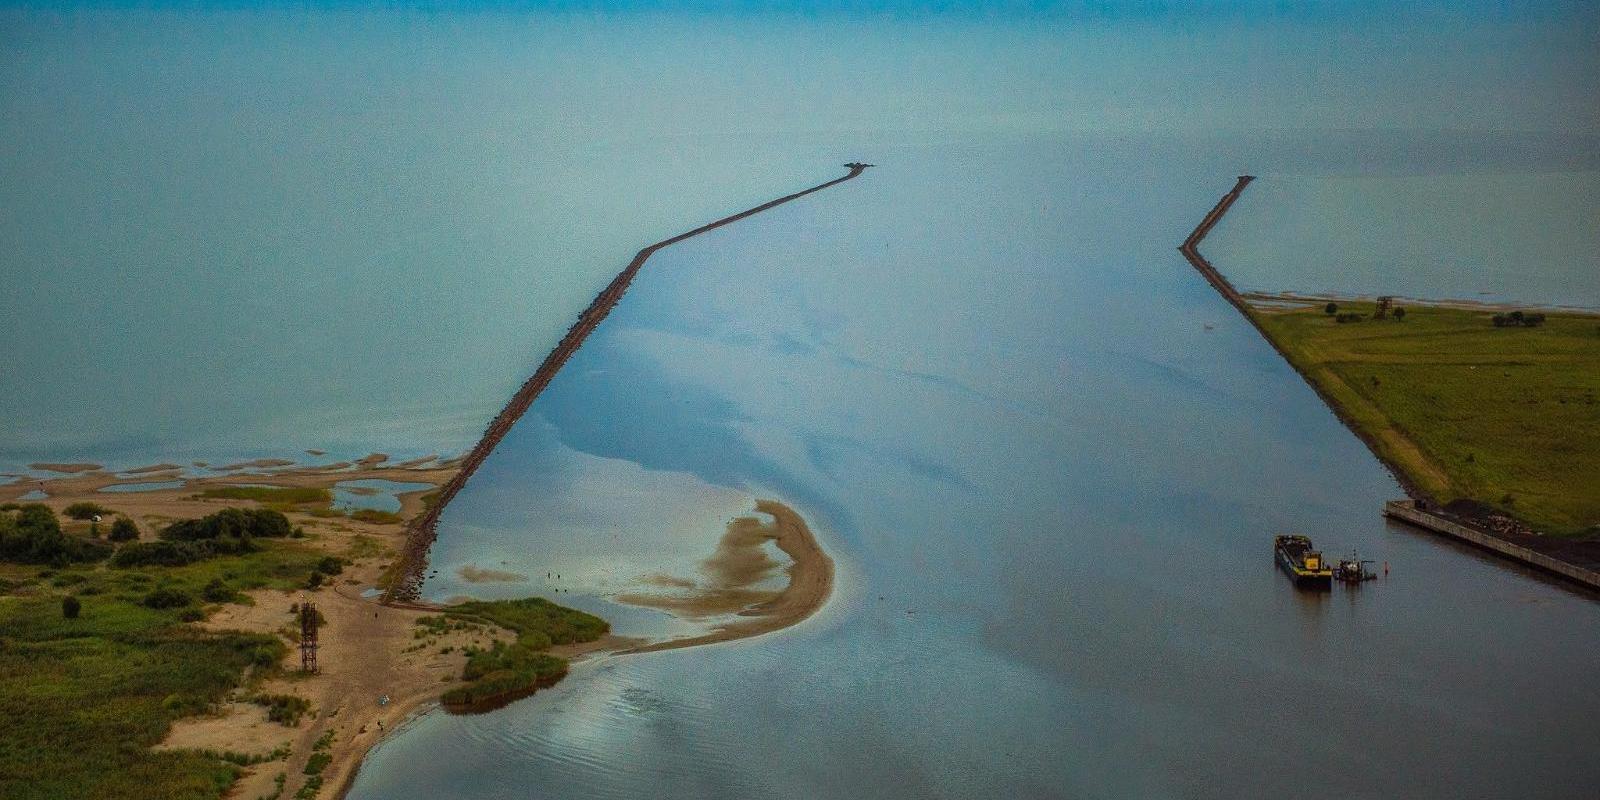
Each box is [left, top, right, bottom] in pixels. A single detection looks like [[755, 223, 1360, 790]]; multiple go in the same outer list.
[[1274, 534, 1333, 588]]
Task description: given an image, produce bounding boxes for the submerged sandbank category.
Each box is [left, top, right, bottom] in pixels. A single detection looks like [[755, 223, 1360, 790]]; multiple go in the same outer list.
[[618, 499, 835, 654]]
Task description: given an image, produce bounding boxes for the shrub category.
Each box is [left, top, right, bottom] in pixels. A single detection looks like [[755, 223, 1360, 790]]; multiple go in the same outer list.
[[305, 571, 324, 590], [1323, 302, 1338, 315], [250, 644, 281, 668], [254, 693, 311, 726], [202, 578, 235, 603], [63, 502, 112, 521], [1493, 310, 1545, 328], [0, 504, 112, 565], [161, 693, 212, 716], [62, 596, 81, 619], [315, 556, 345, 576], [108, 516, 139, 542], [113, 537, 255, 568], [144, 587, 192, 609], [162, 507, 293, 542], [303, 752, 331, 776], [349, 509, 402, 525]]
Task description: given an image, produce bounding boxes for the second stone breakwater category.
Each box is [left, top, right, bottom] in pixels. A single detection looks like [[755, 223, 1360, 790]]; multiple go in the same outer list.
[[383, 164, 869, 602]]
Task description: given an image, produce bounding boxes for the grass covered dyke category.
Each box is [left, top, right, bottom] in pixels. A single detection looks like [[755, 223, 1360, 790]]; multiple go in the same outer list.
[[0, 504, 339, 800], [1253, 301, 1600, 535], [422, 597, 609, 712]]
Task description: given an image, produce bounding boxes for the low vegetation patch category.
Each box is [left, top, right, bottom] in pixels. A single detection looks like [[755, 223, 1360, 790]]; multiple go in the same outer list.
[[0, 504, 336, 798], [253, 693, 311, 726], [348, 508, 403, 525], [63, 501, 114, 520], [434, 597, 608, 711], [0, 504, 113, 565], [198, 486, 331, 506], [0, 583, 287, 799], [111, 508, 298, 568], [1254, 301, 1600, 534]]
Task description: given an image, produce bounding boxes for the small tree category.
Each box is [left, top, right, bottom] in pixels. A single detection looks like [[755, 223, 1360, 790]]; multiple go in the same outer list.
[[202, 577, 234, 603], [62, 596, 81, 619], [1392, 307, 1406, 321], [144, 587, 191, 609], [108, 517, 139, 542], [305, 570, 324, 590], [1324, 302, 1338, 315]]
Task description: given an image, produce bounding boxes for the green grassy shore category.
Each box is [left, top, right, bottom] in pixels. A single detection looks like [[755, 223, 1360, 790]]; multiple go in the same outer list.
[[1251, 300, 1600, 535], [0, 502, 603, 799], [0, 507, 319, 799]]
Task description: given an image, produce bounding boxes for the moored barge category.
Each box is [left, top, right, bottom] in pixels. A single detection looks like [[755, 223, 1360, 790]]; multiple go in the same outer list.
[[1275, 534, 1333, 588]]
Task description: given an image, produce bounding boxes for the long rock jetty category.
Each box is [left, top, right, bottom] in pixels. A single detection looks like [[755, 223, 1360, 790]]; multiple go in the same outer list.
[[383, 163, 870, 602]]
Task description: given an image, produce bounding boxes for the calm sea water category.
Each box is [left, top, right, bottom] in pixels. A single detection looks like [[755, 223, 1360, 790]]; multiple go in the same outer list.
[[351, 135, 1600, 799], [1204, 171, 1600, 308], [5, 6, 1600, 800]]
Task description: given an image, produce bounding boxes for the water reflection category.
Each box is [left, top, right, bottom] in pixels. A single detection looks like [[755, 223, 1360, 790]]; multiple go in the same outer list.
[[352, 137, 1600, 799]]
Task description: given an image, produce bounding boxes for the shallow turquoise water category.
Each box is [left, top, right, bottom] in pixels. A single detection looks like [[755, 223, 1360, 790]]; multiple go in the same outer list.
[[97, 480, 186, 493], [332, 479, 434, 514]]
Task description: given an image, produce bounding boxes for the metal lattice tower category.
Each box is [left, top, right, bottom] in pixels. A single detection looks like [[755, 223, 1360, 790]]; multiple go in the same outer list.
[[300, 600, 319, 673]]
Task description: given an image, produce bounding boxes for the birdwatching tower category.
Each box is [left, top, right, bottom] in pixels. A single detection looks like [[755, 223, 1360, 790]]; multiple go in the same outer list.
[[299, 601, 319, 673]]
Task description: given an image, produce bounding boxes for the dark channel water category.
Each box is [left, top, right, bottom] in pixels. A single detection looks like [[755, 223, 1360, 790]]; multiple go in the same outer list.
[[347, 135, 1600, 800]]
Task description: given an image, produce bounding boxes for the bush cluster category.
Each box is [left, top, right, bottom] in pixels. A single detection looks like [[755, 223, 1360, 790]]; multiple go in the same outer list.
[[1492, 310, 1545, 328], [63, 502, 112, 521], [112, 537, 255, 567], [108, 516, 139, 542], [0, 504, 112, 566], [254, 693, 311, 726], [111, 508, 295, 567], [163, 507, 293, 541], [143, 587, 192, 609]]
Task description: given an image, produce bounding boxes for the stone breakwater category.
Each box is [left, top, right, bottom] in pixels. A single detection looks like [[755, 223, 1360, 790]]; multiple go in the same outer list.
[[383, 164, 869, 602]]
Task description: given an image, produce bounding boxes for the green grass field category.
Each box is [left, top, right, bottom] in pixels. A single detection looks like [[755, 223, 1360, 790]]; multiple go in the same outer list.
[[1254, 301, 1600, 535], [421, 598, 608, 711], [0, 512, 329, 800]]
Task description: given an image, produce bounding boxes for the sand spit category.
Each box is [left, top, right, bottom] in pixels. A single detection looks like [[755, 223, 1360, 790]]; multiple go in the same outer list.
[[215, 458, 298, 471], [27, 462, 102, 473], [384, 163, 870, 602], [619, 500, 835, 654]]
